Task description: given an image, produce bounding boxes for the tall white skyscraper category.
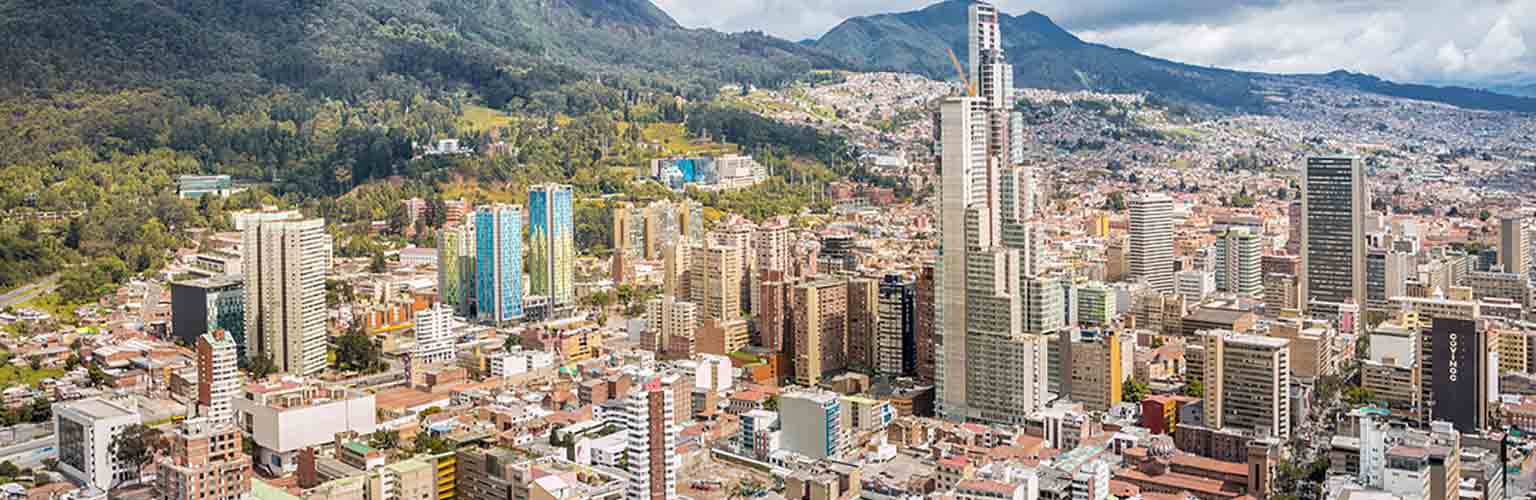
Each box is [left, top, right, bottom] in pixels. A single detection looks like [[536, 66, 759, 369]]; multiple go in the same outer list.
[[1129, 193, 1174, 294], [243, 218, 330, 376], [936, 2, 1050, 424]]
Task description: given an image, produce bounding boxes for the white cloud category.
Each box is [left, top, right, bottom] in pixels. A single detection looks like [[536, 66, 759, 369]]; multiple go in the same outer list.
[[1073, 1, 1535, 83], [651, 0, 1536, 85]]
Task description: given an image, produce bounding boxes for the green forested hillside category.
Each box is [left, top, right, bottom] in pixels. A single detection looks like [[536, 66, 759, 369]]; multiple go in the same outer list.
[[0, 0, 853, 295]]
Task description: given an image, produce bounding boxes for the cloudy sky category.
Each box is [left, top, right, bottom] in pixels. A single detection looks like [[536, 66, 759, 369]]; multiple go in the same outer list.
[[650, 0, 1535, 85]]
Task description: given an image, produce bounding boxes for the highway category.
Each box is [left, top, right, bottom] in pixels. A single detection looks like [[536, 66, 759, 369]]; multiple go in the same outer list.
[[0, 274, 61, 309], [0, 435, 56, 469]]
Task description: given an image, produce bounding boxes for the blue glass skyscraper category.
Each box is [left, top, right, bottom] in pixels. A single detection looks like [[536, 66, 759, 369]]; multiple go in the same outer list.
[[476, 205, 523, 323], [528, 184, 575, 310]]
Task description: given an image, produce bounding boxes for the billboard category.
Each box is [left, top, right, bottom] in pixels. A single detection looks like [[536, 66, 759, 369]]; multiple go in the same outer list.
[[1431, 317, 1482, 433]]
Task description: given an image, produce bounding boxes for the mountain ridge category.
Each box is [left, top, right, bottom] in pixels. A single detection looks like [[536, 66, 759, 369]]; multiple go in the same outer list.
[[809, 0, 1536, 113]]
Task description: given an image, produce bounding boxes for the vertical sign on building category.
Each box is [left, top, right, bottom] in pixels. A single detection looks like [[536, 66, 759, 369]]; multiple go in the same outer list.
[[1431, 317, 1482, 433]]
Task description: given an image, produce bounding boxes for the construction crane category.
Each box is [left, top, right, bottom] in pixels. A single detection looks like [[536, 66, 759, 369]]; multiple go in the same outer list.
[[946, 47, 975, 97]]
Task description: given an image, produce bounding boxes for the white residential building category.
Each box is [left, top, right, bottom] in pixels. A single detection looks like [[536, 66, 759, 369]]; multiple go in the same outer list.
[[413, 303, 456, 366]]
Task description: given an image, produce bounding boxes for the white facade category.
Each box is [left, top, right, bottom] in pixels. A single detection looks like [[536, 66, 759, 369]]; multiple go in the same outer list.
[[54, 398, 141, 490], [1070, 460, 1109, 500], [780, 390, 844, 460], [1129, 193, 1175, 294], [490, 349, 555, 378], [413, 303, 456, 366], [1175, 270, 1216, 303], [575, 430, 629, 468], [233, 390, 376, 470], [693, 354, 733, 394], [243, 218, 331, 376], [230, 210, 301, 231]]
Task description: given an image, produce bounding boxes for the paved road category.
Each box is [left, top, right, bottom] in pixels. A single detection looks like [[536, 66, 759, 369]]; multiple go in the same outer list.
[[0, 275, 61, 309], [0, 434, 55, 469]]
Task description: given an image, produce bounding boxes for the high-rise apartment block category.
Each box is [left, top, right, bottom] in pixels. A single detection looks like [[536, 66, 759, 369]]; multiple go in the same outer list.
[[845, 276, 879, 373], [792, 278, 848, 387], [1214, 228, 1262, 296], [243, 218, 330, 376], [916, 264, 937, 384], [196, 330, 240, 424], [476, 205, 524, 323], [876, 275, 916, 377], [437, 224, 476, 315], [1202, 330, 1292, 441], [645, 296, 698, 356], [690, 242, 744, 323], [528, 183, 575, 309], [1129, 193, 1175, 293], [412, 303, 457, 380], [626, 375, 680, 500], [1302, 156, 1367, 311]]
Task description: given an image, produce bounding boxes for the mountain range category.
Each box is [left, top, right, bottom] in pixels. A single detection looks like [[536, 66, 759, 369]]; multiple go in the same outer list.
[[0, 0, 1532, 114], [806, 0, 1536, 113]]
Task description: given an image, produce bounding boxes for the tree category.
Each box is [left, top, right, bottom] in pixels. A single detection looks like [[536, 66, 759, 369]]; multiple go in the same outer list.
[[0, 461, 19, 478], [1104, 191, 1126, 212], [1183, 379, 1204, 398], [86, 363, 110, 388], [40, 458, 57, 472], [1123, 377, 1150, 403], [503, 334, 522, 352], [109, 424, 163, 486], [419, 406, 443, 421], [763, 395, 779, 411], [413, 430, 450, 454], [369, 251, 388, 273], [369, 430, 400, 449], [247, 353, 277, 380], [335, 326, 383, 373], [26, 356, 40, 371], [64, 354, 81, 371]]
